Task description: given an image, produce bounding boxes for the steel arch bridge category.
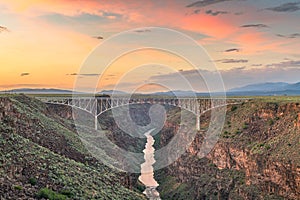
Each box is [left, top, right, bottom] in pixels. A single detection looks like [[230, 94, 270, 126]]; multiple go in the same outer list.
[[37, 97, 249, 130]]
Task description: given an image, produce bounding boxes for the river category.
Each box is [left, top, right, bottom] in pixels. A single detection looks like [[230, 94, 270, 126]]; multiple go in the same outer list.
[[138, 130, 161, 200]]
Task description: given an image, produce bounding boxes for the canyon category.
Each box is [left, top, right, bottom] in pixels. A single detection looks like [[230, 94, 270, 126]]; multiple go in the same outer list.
[[0, 95, 299, 199]]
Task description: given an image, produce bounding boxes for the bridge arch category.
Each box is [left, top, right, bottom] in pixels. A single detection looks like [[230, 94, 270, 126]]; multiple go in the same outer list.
[[37, 97, 249, 130]]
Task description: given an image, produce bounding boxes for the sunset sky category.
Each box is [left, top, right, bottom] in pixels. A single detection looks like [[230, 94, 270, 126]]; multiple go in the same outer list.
[[1, 0, 300, 92]]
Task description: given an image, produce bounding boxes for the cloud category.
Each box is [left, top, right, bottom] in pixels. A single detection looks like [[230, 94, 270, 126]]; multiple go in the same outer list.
[[233, 66, 246, 70], [190, 9, 229, 16], [240, 24, 268, 28], [134, 29, 152, 33], [148, 66, 300, 91], [83, 74, 100, 76], [40, 11, 123, 35], [66, 73, 100, 76], [0, 25, 9, 32], [266, 2, 300, 12], [186, 0, 232, 8], [0, 84, 48, 89], [216, 59, 248, 63], [100, 11, 123, 20], [251, 64, 263, 67], [20, 73, 30, 76], [224, 48, 240, 52], [234, 12, 244, 15], [266, 60, 300, 68], [44, 13, 108, 24], [205, 10, 228, 16], [193, 9, 201, 14], [93, 36, 103, 40], [277, 33, 300, 39]]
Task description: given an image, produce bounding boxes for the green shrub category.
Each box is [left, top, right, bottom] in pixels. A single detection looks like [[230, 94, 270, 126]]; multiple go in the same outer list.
[[265, 144, 271, 150], [231, 106, 238, 112], [258, 143, 265, 147], [37, 188, 67, 200], [60, 189, 73, 198], [242, 123, 249, 130], [208, 163, 216, 167], [267, 119, 274, 126], [29, 177, 37, 186], [135, 182, 146, 193], [14, 185, 22, 190]]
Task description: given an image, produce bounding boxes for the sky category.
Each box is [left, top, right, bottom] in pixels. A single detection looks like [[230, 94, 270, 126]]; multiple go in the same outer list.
[[0, 0, 300, 92]]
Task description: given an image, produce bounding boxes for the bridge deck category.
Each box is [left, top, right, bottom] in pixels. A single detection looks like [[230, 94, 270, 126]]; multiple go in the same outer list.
[[36, 96, 250, 130]]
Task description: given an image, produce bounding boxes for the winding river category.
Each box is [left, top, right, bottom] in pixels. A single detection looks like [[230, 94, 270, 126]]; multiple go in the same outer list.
[[138, 130, 161, 200]]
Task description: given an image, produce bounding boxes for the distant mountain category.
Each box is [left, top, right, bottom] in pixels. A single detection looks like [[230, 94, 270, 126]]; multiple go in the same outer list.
[[2, 83, 300, 96], [0, 88, 74, 94], [99, 90, 128, 95], [286, 82, 300, 91], [228, 82, 300, 96], [153, 90, 198, 97], [0, 88, 130, 95], [229, 82, 290, 92]]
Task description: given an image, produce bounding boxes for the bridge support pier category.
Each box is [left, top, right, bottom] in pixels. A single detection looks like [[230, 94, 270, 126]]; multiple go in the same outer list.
[[95, 115, 98, 130], [196, 115, 200, 131]]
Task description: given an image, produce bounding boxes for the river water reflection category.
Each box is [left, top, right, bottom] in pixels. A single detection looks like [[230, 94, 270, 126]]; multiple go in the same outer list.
[[138, 130, 161, 200]]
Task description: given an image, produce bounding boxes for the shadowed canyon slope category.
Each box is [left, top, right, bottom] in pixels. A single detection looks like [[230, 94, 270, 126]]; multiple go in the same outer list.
[[0, 95, 145, 199]]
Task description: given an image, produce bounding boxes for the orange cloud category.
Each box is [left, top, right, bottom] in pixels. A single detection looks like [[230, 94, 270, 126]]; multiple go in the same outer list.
[[230, 30, 287, 55], [180, 13, 238, 40]]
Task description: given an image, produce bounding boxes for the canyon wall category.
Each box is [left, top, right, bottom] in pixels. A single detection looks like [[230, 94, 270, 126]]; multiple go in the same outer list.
[[156, 101, 300, 199]]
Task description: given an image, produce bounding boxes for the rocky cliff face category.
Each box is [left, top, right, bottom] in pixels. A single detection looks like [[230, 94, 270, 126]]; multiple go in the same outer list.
[[208, 144, 299, 199], [296, 113, 300, 128], [156, 100, 300, 199]]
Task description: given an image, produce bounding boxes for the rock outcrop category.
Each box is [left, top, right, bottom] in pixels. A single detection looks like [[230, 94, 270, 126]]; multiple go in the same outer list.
[[156, 100, 300, 199]]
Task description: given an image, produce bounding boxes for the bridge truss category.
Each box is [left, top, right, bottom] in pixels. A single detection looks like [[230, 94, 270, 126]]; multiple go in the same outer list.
[[37, 97, 249, 130]]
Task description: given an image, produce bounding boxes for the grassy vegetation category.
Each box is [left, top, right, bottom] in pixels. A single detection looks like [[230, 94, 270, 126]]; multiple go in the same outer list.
[[0, 95, 145, 199], [37, 188, 68, 200], [156, 164, 247, 200], [220, 100, 300, 163], [0, 127, 145, 199], [248, 96, 300, 103], [29, 177, 37, 186], [156, 174, 194, 199]]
